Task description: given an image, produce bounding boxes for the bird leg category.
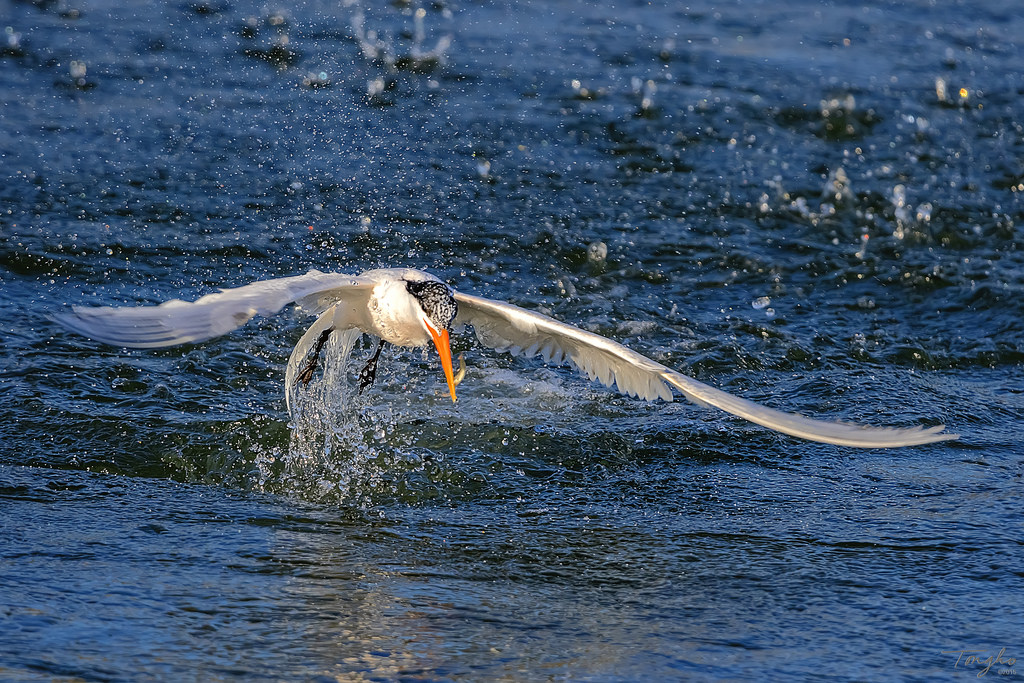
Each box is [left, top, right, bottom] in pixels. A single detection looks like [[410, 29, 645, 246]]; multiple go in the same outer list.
[[358, 338, 386, 393], [296, 327, 334, 385]]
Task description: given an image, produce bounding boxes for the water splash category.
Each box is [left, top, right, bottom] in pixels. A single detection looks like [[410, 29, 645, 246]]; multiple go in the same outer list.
[[891, 184, 910, 239], [350, 3, 453, 73], [821, 167, 852, 205], [854, 232, 870, 260], [275, 331, 414, 504], [631, 77, 658, 115]]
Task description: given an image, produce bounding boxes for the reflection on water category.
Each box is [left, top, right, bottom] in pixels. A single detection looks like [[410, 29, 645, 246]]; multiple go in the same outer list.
[[4, 459, 1019, 680]]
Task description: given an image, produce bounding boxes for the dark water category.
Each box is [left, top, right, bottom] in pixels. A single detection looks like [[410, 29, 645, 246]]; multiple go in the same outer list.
[[2, 0, 1022, 679]]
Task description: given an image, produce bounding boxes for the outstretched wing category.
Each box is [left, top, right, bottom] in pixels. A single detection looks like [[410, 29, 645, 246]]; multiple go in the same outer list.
[[454, 292, 957, 448], [53, 270, 375, 348]]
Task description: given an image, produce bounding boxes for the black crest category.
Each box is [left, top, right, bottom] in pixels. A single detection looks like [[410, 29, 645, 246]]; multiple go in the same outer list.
[[406, 280, 457, 331]]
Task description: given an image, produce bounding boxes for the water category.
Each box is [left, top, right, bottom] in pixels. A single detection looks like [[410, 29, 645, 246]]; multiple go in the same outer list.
[[2, 0, 1022, 679]]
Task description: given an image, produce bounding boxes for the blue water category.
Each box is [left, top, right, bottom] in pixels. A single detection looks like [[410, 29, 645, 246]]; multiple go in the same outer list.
[[2, 0, 1022, 680]]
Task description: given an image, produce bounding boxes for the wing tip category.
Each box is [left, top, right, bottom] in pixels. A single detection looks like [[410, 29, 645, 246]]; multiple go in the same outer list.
[[51, 307, 184, 349], [872, 423, 960, 447], [913, 424, 960, 445], [815, 422, 960, 448], [51, 309, 96, 338]]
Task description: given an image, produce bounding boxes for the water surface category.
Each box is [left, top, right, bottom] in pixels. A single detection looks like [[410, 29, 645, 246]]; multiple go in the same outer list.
[[1, 0, 1022, 679]]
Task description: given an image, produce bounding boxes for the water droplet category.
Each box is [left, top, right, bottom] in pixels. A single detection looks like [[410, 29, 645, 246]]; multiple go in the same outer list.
[[857, 297, 875, 309], [892, 184, 907, 208], [916, 202, 933, 223]]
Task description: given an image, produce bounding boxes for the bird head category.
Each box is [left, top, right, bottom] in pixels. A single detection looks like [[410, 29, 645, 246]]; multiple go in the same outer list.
[[406, 280, 459, 402]]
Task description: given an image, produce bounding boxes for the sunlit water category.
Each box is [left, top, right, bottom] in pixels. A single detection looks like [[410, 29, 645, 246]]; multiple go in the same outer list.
[[2, 0, 1022, 680]]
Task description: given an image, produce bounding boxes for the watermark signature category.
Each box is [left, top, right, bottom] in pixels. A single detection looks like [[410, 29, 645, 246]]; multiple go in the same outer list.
[[942, 648, 1017, 677]]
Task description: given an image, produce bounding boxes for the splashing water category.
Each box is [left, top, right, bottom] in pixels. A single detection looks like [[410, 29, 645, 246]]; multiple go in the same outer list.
[[350, 3, 453, 73], [279, 331, 411, 504]]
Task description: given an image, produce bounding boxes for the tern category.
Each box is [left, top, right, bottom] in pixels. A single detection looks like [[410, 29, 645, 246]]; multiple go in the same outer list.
[[54, 267, 957, 448]]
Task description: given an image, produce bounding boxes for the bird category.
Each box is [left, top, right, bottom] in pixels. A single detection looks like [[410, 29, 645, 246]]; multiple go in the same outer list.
[[53, 267, 958, 448]]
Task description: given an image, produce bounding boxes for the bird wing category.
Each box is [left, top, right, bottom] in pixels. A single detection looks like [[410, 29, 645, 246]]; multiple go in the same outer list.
[[454, 292, 957, 448], [53, 270, 376, 348]]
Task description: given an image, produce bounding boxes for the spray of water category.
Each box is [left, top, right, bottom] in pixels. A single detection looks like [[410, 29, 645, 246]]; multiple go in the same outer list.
[[349, 3, 453, 73], [240, 330, 426, 505]]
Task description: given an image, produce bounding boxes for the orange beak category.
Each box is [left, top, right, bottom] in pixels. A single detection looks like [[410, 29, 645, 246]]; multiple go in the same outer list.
[[425, 320, 458, 402]]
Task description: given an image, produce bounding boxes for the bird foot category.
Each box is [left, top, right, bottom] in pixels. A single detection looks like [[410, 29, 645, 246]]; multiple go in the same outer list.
[[358, 339, 386, 393], [297, 328, 334, 385]]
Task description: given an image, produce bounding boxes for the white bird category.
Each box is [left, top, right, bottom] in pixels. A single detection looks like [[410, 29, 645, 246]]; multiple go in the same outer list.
[[54, 267, 957, 448]]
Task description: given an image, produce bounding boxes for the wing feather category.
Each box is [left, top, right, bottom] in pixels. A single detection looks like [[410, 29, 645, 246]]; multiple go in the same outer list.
[[454, 292, 957, 448], [54, 270, 375, 349]]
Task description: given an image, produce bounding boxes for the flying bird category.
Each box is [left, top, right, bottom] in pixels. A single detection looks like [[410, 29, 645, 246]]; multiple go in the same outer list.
[[54, 267, 957, 448]]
